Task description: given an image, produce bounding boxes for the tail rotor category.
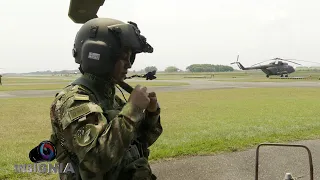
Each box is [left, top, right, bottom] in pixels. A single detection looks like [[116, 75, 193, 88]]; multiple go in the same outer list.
[[231, 55, 246, 70]]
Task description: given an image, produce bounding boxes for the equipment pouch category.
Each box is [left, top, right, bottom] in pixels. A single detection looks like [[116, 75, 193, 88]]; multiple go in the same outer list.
[[118, 157, 157, 180]]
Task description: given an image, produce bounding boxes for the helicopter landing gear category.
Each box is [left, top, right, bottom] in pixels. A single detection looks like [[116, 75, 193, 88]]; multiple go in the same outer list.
[[266, 75, 269, 78], [285, 74, 288, 77]]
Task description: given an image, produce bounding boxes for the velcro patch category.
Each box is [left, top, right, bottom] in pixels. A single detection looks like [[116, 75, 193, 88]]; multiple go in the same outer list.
[[74, 94, 90, 101], [62, 103, 103, 130], [68, 103, 91, 121], [75, 124, 98, 146]]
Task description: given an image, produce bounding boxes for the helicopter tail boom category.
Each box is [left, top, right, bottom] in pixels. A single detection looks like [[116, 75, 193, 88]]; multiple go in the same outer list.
[[231, 62, 248, 70], [231, 55, 268, 70], [231, 55, 250, 70]]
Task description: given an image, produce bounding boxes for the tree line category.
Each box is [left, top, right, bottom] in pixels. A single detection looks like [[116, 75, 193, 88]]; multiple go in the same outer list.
[[186, 64, 234, 72], [142, 64, 234, 73]]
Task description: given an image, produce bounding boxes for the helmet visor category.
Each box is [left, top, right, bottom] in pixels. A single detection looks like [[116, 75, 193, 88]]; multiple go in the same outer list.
[[109, 23, 153, 54]]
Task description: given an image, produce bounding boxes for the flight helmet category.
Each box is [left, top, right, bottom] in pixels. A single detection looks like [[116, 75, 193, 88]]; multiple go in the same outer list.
[[72, 18, 153, 76]]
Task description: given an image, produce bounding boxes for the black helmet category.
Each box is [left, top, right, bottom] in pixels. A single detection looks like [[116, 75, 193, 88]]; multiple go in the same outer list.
[[72, 18, 153, 76]]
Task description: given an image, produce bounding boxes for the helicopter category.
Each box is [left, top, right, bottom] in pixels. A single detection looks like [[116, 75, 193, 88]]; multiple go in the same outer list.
[[231, 55, 302, 78], [125, 70, 157, 80]]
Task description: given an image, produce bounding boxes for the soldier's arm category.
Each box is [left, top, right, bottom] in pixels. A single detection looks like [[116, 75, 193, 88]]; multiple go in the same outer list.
[[57, 92, 144, 174], [138, 109, 163, 147], [115, 95, 163, 147]]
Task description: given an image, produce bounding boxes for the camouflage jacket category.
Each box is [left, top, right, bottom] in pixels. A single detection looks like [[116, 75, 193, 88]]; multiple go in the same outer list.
[[49, 74, 163, 180]]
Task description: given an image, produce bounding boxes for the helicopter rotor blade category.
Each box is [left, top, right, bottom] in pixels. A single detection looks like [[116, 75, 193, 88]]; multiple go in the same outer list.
[[283, 59, 320, 66], [272, 58, 320, 66], [275, 59, 302, 65], [250, 59, 273, 67], [282, 60, 301, 65], [249, 57, 320, 67], [258, 58, 302, 66]]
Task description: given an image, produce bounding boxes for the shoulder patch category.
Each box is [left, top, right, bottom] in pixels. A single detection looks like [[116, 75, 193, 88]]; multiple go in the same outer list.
[[75, 124, 98, 146], [74, 94, 90, 101], [61, 103, 103, 130], [68, 103, 91, 121]]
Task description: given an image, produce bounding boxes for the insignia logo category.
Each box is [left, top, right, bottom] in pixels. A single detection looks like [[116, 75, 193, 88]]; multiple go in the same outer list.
[[75, 124, 98, 146]]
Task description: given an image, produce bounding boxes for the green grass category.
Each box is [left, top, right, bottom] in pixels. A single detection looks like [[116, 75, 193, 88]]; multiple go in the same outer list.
[[0, 81, 189, 91], [0, 83, 71, 91], [0, 98, 56, 179], [1, 88, 320, 179], [2, 77, 74, 84], [149, 88, 320, 161]]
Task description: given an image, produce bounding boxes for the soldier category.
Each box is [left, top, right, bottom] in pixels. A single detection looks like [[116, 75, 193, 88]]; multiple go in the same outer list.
[[49, 18, 162, 180]]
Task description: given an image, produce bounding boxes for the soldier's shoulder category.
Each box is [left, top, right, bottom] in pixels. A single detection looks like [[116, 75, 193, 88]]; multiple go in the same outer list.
[[50, 84, 101, 129], [51, 85, 104, 130], [52, 84, 96, 110]]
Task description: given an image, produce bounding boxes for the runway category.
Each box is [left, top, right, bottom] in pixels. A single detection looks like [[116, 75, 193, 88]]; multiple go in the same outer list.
[[1, 79, 320, 98], [150, 139, 320, 180]]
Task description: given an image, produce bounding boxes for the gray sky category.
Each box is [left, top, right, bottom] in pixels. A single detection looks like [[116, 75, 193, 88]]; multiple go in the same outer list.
[[1, 0, 320, 73]]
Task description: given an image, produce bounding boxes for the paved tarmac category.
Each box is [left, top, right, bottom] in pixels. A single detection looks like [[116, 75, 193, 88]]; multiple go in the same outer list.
[[1, 79, 320, 99], [150, 139, 320, 180], [1, 79, 320, 179]]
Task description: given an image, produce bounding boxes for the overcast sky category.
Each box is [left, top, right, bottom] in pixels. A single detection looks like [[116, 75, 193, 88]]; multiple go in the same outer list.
[[1, 0, 320, 73]]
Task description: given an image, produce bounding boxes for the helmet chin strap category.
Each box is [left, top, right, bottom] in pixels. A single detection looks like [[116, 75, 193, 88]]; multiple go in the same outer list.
[[78, 65, 85, 74], [115, 83, 128, 102]]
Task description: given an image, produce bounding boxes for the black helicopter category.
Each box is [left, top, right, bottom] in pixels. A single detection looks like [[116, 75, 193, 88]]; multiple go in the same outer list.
[[231, 55, 302, 78], [125, 70, 157, 80]]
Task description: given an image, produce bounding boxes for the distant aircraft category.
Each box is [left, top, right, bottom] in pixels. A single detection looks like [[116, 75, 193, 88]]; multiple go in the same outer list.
[[125, 70, 157, 80], [231, 55, 301, 78]]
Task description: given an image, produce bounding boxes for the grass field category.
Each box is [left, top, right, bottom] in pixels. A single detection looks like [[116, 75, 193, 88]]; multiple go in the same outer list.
[[0, 81, 189, 91], [1, 71, 320, 87], [1, 87, 320, 179], [127, 70, 317, 79], [2, 77, 73, 84]]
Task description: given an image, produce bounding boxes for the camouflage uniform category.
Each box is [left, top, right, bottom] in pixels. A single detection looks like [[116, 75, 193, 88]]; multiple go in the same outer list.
[[49, 73, 163, 180]]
